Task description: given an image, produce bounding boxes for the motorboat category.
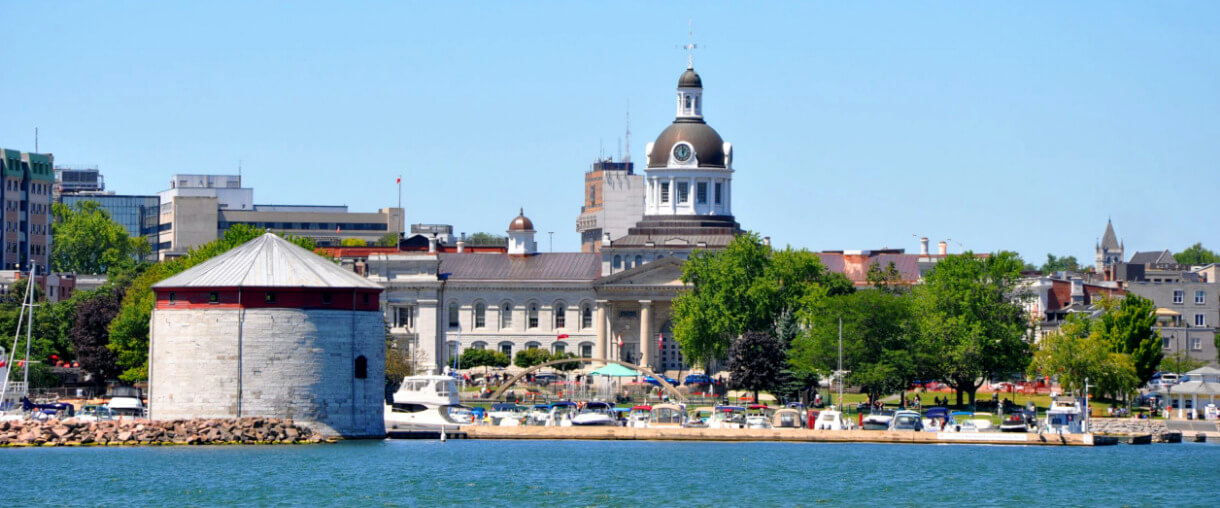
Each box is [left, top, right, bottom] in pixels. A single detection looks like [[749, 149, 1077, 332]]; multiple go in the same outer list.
[[745, 405, 773, 429], [968, 412, 995, 431], [76, 404, 117, 423], [999, 410, 1034, 433], [812, 409, 849, 430], [627, 405, 652, 428], [526, 404, 551, 426], [684, 406, 714, 428], [888, 410, 923, 431], [385, 375, 476, 438], [104, 386, 146, 419], [649, 403, 686, 428], [546, 401, 579, 427], [922, 407, 950, 432], [1044, 396, 1085, 434], [861, 409, 894, 430], [570, 401, 616, 426], [487, 403, 529, 426], [771, 408, 804, 428], [22, 397, 75, 421], [707, 406, 746, 429]]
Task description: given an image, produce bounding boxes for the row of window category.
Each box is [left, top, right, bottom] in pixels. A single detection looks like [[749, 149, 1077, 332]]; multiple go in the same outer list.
[[220, 221, 388, 232], [465, 341, 595, 359], [446, 301, 594, 331], [1163, 336, 1205, 351], [657, 180, 723, 206], [1171, 289, 1208, 305], [3, 179, 52, 195]]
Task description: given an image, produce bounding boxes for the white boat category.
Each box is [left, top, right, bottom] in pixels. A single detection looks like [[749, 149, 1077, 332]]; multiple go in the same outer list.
[[861, 410, 894, 430], [525, 404, 551, 426], [627, 405, 652, 428], [104, 386, 146, 419], [706, 406, 745, 429], [545, 402, 578, 427], [745, 405, 773, 429], [76, 404, 118, 423], [385, 375, 475, 438], [812, 409, 849, 430], [487, 403, 528, 426], [649, 404, 686, 428], [888, 410, 924, 431], [571, 401, 617, 426], [1044, 396, 1085, 434]]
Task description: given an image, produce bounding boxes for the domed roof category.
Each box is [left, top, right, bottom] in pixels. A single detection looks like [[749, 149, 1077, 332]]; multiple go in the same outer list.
[[678, 68, 702, 88], [647, 120, 725, 168], [508, 208, 534, 231]]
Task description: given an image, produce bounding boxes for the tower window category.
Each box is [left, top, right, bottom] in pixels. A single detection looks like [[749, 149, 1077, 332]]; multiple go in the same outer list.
[[685, 95, 691, 110], [696, 182, 708, 204], [660, 182, 670, 203], [613, 255, 622, 269], [448, 302, 460, 329], [209, 291, 219, 303], [265, 292, 276, 303], [322, 292, 332, 305], [354, 355, 368, 379], [528, 303, 539, 329], [715, 182, 723, 204], [677, 182, 689, 204], [474, 302, 486, 328]]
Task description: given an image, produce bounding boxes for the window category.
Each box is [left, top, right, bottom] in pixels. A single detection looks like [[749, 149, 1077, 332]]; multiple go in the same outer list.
[[660, 182, 670, 203], [168, 292, 176, 305], [528, 303, 539, 329], [580, 343, 594, 358], [500, 342, 513, 356], [362, 293, 370, 305], [395, 306, 416, 329], [635, 255, 643, 266], [474, 302, 486, 328], [696, 182, 708, 204], [209, 291, 219, 304], [472, 341, 487, 350], [354, 355, 368, 379], [1195, 314, 1206, 327], [677, 182, 689, 204], [1173, 290, 1184, 304], [322, 292, 332, 305], [613, 255, 622, 270], [582, 305, 593, 329], [684, 95, 691, 109], [1162, 337, 1171, 349], [1191, 337, 1203, 351], [554, 303, 566, 329], [553, 342, 566, 354], [448, 302, 460, 329], [265, 292, 276, 303], [525, 341, 541, 350], [1196, 290, 1206, 305], [501, 303, 513, 328]]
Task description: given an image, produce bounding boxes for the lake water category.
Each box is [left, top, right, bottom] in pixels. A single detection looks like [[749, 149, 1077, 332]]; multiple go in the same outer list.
[[2, 439, 1218, 506]]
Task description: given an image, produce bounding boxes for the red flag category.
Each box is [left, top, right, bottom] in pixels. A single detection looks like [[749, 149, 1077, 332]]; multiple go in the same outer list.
[[616, 334, 623, 348], [396, 177, 401, 184], [556, 333, 569, 340], [658, 333, 664, 348]]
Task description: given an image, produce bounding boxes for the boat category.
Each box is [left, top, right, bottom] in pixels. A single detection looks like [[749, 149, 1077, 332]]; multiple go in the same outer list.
[[385, 375, 476, 438], [771, 407, 804, 428], [1044, 396, 1085, 434], [487, 403, 529, 426], [861, 409, 894, 430], [706, 406, 745, 429], [649, 403, 686, 428], [922, 407, 950, 432], [745, 404, 773, 429], [76, 404, 118, 423], [526, 404, 551, 426], [812, 409, 849, 430], [570, 401, 617, 426], [627, 405, 652, 428], [888, 410, 923, 431], [999, 409, 1035, 433], [545, 401, 579, 427], [104, 386, 146, 419], [684, 406, 714, 428]]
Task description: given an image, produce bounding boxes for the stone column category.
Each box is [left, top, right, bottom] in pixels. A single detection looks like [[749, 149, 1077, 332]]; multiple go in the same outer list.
[[639, 300, 652, 370], [417, 299, 441, 374], [594, 300, 608, 364]]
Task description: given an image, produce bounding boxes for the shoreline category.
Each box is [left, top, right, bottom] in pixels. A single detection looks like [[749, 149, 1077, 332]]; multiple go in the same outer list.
[[0, 417, 331, 447]]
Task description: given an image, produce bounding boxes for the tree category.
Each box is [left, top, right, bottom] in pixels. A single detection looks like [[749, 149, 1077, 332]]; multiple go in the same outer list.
[[466, 232, 506, 246], [726, 331, 786, 401], [375, 233, 400, 247], [51, 201, 148, 274], [460, 348, 510, 369], [914, 251, 1032, 406], [673, 233, 846, 366], [550, 352, 582, 372], [1174, 243, 1219, 265], [1040, 254, 1082, 274], [513, 347, 551, 369], [866, 261, 904, 293], [340, 238, 367, 247], [108, 225, 316, 382], [772, 309, 818, 405], [1094, 295, 1161, 385], [69, 286, 124, 385], [1029, 315, 1108, 395]]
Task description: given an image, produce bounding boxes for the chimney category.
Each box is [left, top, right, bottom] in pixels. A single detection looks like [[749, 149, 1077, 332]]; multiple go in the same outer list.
[[602, 232, 611, 247], [938, 241, 947, 256], [763, 237, 771, 247], [428, 234, 438, 254], [456, 240, 466, 253], [920, 237, 929, 256]]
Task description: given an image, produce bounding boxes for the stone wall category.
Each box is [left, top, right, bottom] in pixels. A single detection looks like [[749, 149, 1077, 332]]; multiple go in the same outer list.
[[1090, 418, 1175, 441], [0, 418, 324, 446], [150, 307, 385, 438]]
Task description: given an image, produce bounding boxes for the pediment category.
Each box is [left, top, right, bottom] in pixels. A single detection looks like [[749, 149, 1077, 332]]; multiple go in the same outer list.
[[663, 237, 690, 246], [595, 257, 687, 288]]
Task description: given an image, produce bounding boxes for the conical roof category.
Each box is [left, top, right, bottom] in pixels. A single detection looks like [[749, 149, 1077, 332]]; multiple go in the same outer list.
[[153, 233, 381, 289], [1101, 220, 1120, 250]]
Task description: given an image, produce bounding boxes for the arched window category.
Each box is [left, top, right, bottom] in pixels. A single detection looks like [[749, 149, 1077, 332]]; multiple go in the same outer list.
[[472, 341, 487, 350], [474, 302, 486, 329], [554, 303, 566, 329], [581, 305, 593, 329], [528, 303, 539, 329], [499, 342, 513, 356], [634, 255, 643, 267], [684, 95, 692, 110], [553, 342, 566, 354], [579, 342, 594, 358], [525, 341, 541, 350], [354, 355, 368, 379], [613, 255, 622, 270], [448, 302, 459, 329], [501, 302, 513, 328]]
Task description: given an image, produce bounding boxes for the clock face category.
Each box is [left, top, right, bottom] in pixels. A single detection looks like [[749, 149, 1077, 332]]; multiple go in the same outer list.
[[673, 143, 692, 162]]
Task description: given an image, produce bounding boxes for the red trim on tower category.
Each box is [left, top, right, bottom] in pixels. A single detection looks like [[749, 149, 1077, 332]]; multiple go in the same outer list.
[[154, 286, 381, 311]]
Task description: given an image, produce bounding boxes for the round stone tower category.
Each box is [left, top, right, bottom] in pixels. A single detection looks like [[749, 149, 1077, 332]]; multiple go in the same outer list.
[[148, 233, 386, 438]]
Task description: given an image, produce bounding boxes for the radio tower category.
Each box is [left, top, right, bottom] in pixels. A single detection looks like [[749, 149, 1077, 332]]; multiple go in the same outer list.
[[624, 104, 631, 164]]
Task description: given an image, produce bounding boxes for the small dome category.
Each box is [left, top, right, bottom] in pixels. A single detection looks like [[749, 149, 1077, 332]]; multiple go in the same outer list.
[[647, 121, 725, 168], [508, 208, 534, 231], [678, 68, 702, 88]]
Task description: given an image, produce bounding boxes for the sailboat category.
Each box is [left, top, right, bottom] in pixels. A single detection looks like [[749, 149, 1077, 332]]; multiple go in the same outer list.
[[1, 268, 42, 420]]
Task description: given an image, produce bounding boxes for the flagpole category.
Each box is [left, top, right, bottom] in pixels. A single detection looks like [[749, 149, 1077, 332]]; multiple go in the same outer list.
[[397, 175, 402, 210]]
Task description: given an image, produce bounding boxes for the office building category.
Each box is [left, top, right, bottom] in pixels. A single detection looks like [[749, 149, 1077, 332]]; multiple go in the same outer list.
[[0, 148, 53, 272]]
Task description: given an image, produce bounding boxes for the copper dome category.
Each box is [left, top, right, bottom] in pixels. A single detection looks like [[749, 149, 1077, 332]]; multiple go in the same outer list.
[[647, 120, 725, 168], [508, 208, 534, 231], [678, 68, 703, 88]]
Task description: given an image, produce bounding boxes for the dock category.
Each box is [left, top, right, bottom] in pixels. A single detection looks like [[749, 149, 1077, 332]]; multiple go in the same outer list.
[[459, 426, 1101, 446]]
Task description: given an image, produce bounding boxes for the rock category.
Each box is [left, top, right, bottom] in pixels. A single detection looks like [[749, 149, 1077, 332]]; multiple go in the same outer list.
[[51, 426, 71, 439], [117, 431, 133, 442]]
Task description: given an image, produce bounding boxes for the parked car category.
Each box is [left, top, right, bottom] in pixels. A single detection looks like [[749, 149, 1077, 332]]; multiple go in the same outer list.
[[1147, 372, 1180, 390], [1136, 393, 1164, 408], [533, 373, 560, 386]]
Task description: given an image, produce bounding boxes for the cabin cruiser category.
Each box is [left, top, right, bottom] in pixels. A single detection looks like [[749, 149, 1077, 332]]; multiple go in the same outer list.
[[385, 375, 475, 438], [649, 404, 686, 428], [707, 406, 746, 429], [861, 409, 894, 430], [104, 386, 146, 419], [684, 407, 714, 428], [745, 405, 773, 429], [1044, 396, 1086, 434], [812, 409, 849, 430], [545, 401, 578, 427], [627, 405, 652, 428], [922, 407, 950, 431], [999, 410, 1035, 433], [526, 404, 551, 426], [888, 410, 923, 431], [771, 408, 804, 428], [76, 404, 117, 423], [487, 403, 529, 426], [571, 401, 617, 426]]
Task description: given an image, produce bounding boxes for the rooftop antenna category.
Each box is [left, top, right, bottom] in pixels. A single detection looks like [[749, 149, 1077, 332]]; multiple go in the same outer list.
[[34, 128, 38, 152], [624, 104, 631, 163]]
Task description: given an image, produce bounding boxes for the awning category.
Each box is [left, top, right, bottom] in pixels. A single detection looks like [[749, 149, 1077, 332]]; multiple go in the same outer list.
[[1155, 308, 1181, 317], [588, 364, 640, 377]]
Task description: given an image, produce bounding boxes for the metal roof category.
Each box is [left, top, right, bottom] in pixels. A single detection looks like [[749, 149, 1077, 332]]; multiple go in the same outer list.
[[153, 233, 381, 289], [1100, 220, 1120, 250], [438, 253, 599, 281]]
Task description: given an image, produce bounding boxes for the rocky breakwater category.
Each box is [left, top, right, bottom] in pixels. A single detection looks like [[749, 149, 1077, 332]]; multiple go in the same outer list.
[[1090, 418, 1180, 443], [0, 417, 330, 447]]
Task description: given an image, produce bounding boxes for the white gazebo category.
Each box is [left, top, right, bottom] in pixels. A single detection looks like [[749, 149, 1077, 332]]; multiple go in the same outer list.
[[1162, 367, 1220, 419]]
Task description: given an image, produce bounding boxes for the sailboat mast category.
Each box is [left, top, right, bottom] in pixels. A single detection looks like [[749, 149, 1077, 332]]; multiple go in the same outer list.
[[1, 268, 35, 403], [23, 268, 35, 389]]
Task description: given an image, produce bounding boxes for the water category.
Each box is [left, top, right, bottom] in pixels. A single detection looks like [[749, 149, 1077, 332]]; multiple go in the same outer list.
[[2, 440, 1219, 506]]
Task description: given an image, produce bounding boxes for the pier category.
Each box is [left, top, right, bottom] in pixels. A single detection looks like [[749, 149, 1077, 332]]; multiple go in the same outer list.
[[460, 426, 1101, 446]]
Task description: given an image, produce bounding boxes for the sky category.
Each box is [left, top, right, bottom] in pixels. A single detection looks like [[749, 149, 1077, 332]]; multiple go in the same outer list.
[[2, 1, 1218, 262]]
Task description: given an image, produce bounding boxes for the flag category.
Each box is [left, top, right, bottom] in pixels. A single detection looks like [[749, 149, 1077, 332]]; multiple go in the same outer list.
[[658, 333, 664, 348], [616, 333, 623, 348], [556, 333, 569, 340], [396, 176, 401, 184]]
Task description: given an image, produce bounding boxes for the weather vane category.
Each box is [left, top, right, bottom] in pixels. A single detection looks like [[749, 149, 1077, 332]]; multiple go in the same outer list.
[[681, 20, 698, 69]]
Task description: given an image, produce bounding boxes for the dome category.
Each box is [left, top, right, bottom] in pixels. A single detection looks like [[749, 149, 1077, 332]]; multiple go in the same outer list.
[[647, 120, 725, 168], [508, 208, 534, 231], [678, 68, 702, 88]]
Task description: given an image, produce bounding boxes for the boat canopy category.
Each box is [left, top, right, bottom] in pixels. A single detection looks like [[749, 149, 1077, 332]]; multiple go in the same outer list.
[[491, 403, 518, 411], [924, 407, 949, 419], [583, 401, 612, 410], [589, 364, 640, 377], [684, 374, 713, 385], [717, 406, 745, 412], [631, 405, 653, 411]]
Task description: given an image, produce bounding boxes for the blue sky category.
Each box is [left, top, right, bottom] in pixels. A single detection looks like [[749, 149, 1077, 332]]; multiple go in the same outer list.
[[2, 1, 1217, 262]]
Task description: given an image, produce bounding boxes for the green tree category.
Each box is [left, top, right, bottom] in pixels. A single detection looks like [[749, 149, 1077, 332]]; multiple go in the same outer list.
[[513, 347, 551, 369], [375, 233, 400, 247], [549, 352, 582, 372], [726, 331, 786, 402], [466, 232, 506, 246], [1040, 254, 1082, 274], [51, 202, 149, 274], [107, 225, 316, 382], [1174, 243, 1219, 265], [339, 238, 367, 247], [1094, 295, 1161, 385], [460, 348, 510, 369], [914, 251, 1032, 406], [1029, 315, 1107, 395], [866, 261, 904, 293], [672, 233, 846, 366]]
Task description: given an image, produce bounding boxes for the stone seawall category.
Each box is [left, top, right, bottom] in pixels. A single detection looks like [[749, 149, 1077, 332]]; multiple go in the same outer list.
[[1090, 419, 1177, 442], [461, 426, 1095, 446], [0, 418, 329, 447]]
